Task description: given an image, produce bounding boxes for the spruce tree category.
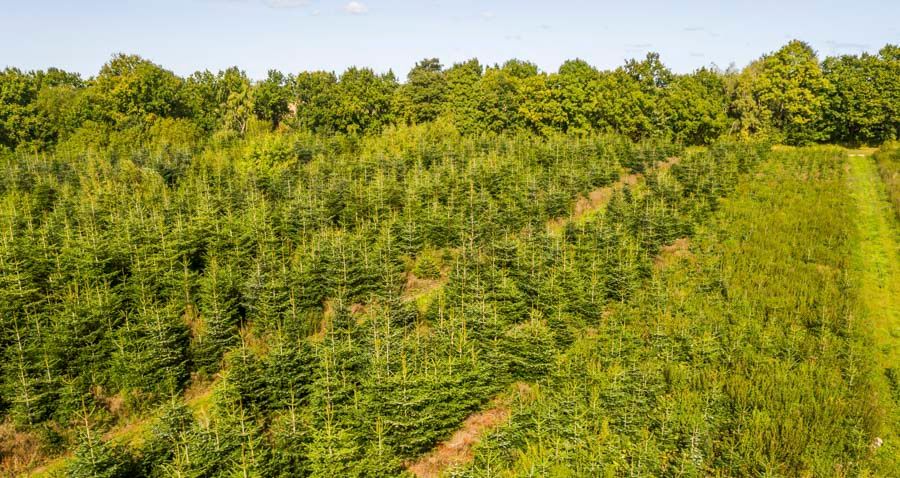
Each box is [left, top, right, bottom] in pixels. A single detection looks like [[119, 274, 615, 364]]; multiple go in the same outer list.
[[68, 404, 137, 478], [191, 256, 241, 373], [112, 298, 189, 401]]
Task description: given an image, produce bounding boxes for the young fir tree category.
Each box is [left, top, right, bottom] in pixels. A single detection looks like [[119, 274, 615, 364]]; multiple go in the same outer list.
[[138, 399, 196, 477], [3, 315, 56, 425], [68, 404, 137, 478], [191, 255, 241, 373], [112, 298, 190, 402]]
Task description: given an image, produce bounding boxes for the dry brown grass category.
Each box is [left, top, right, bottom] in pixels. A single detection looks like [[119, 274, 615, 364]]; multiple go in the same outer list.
[[183, 303, 203, 339], [406, 382, 535, 478], [653, 237, 694, 268], [239, 325, 270, 357], [406, 403, 510, 478], [402, 271, 446, 301], [309, 299, 335, 342], [349, 302, 368, 315], [0, 422, 48, 477], [184, 375, 216, 404]]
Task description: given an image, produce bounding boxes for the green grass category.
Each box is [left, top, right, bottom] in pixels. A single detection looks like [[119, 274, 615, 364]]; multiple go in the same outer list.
[[24, 385, 217, 478], [874, 143, 900, 220], [847, 151, 900, 472]]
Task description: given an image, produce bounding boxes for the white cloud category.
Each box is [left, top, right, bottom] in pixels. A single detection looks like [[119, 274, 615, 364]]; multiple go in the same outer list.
[[212, 0, 311, 9], [683, 26, 720, 38], [481, 11, 495, 20], [826, 40, 870, 51], [343, 1, 368, 14], [263, 0, 309, 7]]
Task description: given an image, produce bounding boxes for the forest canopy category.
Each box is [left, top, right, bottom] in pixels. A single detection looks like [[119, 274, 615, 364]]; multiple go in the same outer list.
[[1, 40, 898, 153]]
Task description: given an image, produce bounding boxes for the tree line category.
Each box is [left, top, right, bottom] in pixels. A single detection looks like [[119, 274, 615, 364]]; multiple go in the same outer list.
[[1, 40, 898, 153]]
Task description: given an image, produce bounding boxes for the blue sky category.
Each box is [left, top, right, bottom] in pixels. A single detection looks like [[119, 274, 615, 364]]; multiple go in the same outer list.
[[2, 0, 898, 79]]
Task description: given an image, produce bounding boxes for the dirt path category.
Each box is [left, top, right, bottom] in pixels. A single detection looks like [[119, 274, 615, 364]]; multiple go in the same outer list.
[[406, 402, 510, 478], [846, 152, 900, 468], [547, 156, 680, 233]]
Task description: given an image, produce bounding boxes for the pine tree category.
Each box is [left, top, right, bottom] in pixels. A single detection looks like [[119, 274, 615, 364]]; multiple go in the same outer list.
[[112, 298, 189, 401], [68, 404, 137, 478], [192, 256, 241, 373], [264, 335, 316, 411], [47, 282, 120, 394], [3, 315, 55, 425], [139, 398, 195, 476], [223, 337, 271, 413]]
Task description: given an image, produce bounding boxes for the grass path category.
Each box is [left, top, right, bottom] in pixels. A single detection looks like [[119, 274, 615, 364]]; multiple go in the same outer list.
[[846, 151, 900, 469], [24, 384, 217, 477]]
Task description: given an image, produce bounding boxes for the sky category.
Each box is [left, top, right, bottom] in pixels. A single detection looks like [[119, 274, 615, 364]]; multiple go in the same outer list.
[[1, 0, 898, 80]]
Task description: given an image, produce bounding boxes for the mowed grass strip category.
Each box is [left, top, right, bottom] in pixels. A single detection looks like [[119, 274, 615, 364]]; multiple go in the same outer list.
[[847, 150, 900, 472]]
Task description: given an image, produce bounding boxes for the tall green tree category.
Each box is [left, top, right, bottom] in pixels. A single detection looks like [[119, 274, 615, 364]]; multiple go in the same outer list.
[[254, 69, 291, 129], [665, 68, 729, 145], [290, 70, 338, 131], [823, 45, 900, 144], [333, 67, 397, 134], [90, 54, 188, 127], [731, 40, 830, 144], [442, 59, 483, 133], [395, 58, 447, 124]]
